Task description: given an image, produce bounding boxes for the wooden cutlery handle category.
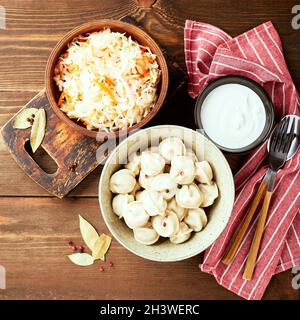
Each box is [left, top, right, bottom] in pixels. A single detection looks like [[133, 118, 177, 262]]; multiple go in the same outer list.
[[243, 190, 273, 280], [222, 179, 267, 265]]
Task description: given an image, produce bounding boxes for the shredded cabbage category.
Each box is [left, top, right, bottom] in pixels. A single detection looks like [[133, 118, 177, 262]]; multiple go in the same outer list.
[[53, 29, 161, 131]]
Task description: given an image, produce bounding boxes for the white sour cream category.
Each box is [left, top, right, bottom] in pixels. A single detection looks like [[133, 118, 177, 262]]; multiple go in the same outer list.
[[200, 83, 266, 149]]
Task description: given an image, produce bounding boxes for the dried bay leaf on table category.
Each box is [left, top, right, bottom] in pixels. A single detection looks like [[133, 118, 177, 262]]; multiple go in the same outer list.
[[13, 108, 39, 129], [68, 253, 94, 266], [79, 215, 99, 251], [93, 234, 112, 261], [30, 108, 46, 153]]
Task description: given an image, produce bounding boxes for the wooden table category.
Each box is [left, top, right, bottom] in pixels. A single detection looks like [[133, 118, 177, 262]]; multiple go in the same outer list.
[[0, 0, 299, 300]]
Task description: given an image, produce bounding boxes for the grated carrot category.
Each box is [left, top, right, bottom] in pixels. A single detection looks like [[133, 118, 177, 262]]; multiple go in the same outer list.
[[104, 75, 116, 87], [58, 93, 64, 106], [96, 81, 117, 104]]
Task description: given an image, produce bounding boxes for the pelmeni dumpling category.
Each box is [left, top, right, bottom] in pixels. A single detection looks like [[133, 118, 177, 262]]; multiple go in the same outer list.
[[110, 169, 136, 194], [110, 135, 218, 246], [185, 149, 198, 162], [124, 151, 141, 176], [135, 189, 147, 202], [123, 201, 149, 229], [140, 151, 165, 176], [170, 222, 193, 244], [167, 197, 186, 221], [158, 137, 186, 163], [184, 208, 207, 232], [142, 190, 167, 216], [195, 161, 213, 184], [112, 194, 134, 218], [150, 173, 178, 200], [176, 183, 203, 208], [138, 170, 153, 190], [152, 210, 180, 237], [170, 155, 195, 184], [199, 182, 218, 207], [133, 224, 160, 245]]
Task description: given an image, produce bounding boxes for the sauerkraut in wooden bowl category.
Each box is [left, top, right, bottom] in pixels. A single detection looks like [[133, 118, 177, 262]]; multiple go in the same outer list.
[[45, 20, 168, 139], [99, 125, 235, 262]]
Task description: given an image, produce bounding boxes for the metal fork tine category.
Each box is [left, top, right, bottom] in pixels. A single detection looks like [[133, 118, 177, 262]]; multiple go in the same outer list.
[[283, 118, 295, 154], [276, 118, 286, 149], [270, 123, 280, 152], [270, 118, 284, 152], [277, 117, 289, 152]]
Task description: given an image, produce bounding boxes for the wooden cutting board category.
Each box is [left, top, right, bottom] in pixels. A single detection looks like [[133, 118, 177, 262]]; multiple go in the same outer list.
[[0, 16, 186, 198]]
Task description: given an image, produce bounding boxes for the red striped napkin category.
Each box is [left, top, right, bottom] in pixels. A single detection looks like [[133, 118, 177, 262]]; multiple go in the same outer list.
[[184, 20, 300, 300]]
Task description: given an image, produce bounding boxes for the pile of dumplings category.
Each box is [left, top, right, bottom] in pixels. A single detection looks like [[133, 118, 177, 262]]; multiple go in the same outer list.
[[109, 137, 219, 246]]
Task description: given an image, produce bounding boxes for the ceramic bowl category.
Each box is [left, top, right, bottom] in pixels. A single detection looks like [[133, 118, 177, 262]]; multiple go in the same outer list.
[[45, 20, 169, 139], [99, 125, 234, 262], [194, 76, 274, 154]]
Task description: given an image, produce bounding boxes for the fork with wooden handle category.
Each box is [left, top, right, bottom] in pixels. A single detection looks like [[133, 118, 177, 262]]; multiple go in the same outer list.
[[222, 117, 295, 280]]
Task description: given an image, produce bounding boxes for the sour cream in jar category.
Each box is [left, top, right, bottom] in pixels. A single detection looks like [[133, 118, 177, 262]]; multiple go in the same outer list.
[[199, 83, 267, 150]]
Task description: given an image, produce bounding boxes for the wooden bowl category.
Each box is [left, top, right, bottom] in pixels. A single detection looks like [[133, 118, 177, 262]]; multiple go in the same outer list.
[[99, 125, 235, 262], [45, 20, 169, 139]]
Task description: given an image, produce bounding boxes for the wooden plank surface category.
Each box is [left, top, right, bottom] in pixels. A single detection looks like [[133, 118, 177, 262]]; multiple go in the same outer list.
[[0, 0, 299, 299], [0, 197, 298, 300]]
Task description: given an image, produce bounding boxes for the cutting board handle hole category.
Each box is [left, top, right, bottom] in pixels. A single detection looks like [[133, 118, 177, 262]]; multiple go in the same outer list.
[[24, 141, 58, 174]]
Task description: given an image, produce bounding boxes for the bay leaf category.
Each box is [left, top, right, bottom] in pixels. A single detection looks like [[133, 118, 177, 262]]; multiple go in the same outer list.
[[68, 253, 94, 266], [30, 108, 46, 153], [79, 215, 99, 251], [92, 234, 112, 261], [13, 108, 39, 129]]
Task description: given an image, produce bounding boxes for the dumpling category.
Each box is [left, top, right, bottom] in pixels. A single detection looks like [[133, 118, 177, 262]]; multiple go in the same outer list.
[[135, 189, 147, 202], [184, 208, 207, 232], [140, 151, 165, 176], [112, 194, 134, 218], [167, 197, 187, 221], [142, 190, 167, 216], [170, 222, 193, 244], [138, 170, 153, 190], [150, 173, 178, 200], [123, 201, 149, 229], [195, 161, 213, 184], [110, 169, 136, 194], [158, 137, 186, 163], [124, 151, 141, 176], [152, 211, 180, 237], [170, 155, 195, 184], [176, 183, 203, 208], [185, 148, 198, 162], [199, 182, 218, 207], [133, 224, 160, 245]]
